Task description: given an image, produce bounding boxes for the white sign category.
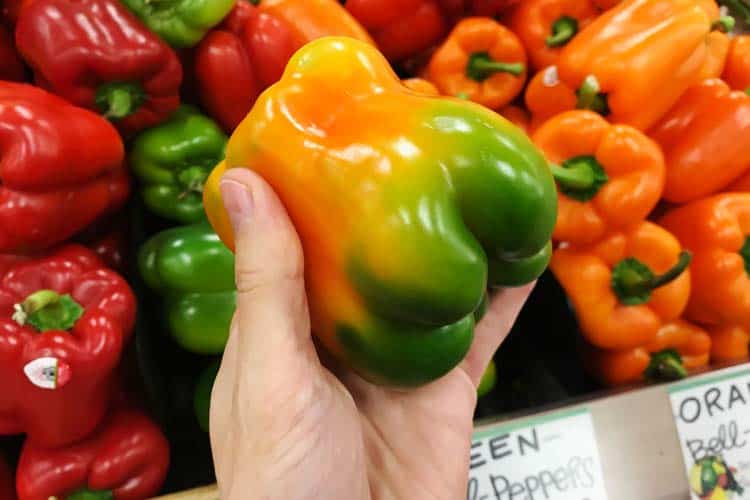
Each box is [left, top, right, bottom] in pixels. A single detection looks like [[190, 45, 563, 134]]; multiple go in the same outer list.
[[670, 367, 750, 499], [468, 408, 608, 500]]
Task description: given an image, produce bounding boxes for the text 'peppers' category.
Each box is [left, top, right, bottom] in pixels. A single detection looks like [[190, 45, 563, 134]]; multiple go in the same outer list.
[[204, 37, 557, 386]]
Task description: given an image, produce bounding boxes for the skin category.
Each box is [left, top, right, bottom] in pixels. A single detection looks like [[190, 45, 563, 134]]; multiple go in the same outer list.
[[210, 168, 534, 500]]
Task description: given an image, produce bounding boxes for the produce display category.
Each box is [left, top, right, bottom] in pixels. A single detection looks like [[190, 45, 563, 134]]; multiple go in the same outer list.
[[0, 0, 748, 497]]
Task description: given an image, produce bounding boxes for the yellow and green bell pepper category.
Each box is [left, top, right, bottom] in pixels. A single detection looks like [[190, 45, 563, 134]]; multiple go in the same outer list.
[[203, 37, 557, 387]]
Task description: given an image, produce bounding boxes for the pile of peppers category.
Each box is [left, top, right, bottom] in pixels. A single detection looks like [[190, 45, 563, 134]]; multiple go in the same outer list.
[[1, 0, 750, 497]]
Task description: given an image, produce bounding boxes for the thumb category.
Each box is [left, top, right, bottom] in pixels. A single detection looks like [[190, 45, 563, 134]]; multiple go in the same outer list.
[[219, 168, 314, 368]]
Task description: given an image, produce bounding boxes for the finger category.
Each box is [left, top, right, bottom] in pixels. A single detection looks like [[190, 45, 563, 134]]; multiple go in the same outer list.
[[461, 283, 535, 386], [219, 168, 316, 372]]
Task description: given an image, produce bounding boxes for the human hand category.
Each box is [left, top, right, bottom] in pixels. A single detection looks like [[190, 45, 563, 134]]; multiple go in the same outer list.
[[210, 168, 534, 500]]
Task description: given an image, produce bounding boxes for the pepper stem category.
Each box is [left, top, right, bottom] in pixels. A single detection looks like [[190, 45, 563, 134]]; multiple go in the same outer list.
[[177, 166, 209, 195], [712, 15, 736, 33], [576, 75, 610, 115], [718, 0, 750, 24], [550, 155, 609, 201], [66, 488, 115, 500], [740, 236, 750, 275], [12, 290, 84, 332], [466, 52, 525, 82], [546, 16, 578, 47], [611, 251, 692, 306], [644, 349, 688, 382], [95, 82, 146, 120], [745, 87, 750, 96]]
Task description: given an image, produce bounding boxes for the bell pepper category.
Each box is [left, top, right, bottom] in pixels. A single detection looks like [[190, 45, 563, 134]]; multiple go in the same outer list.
[[195, 0, 372, 132], [139, 223, 236, 355], [15, 0, 183, 135], [591, 0, 621, 8], [525, 0, 725, 131], [524, 65, 577, 129], [584, 318, 711, 386], [532, 110, 665, 246], [697, 30, 731, 80], [119, 0, 236, 48], [477, 359, 497, 397], [723, 35, 750, 93], [499, 105, 531, 135], [75, 214, 129, 274], [342, 0, 448, 62], [469, 0, 520, 16], [0, 25, 24, 81], [708, 324, 750, 362], [659, 193, 750, 330], [203, 37, 557, 386], [731, 169, 750, 191], [0, 82, 129, 254], [426, 17, 527, 109], [0, 455, 14, 500], [194, 360, 220, 433], [16, 409, 169, 500], [648, 79, 750, 203], [402, 77, 441, 95], [551, 221, 692, 350], [0, 245, 136, 448], [508, 0, 599, 72], [130, 106, 227, 225]]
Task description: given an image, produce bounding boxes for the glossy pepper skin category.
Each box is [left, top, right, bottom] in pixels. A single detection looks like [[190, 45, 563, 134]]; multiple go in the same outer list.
[[551, 221, 691, 350], [0, 83, 129, 254], [660, 194, 750, 330], [649, 79, 750, 203], [16, 409, 169, 500], [584, 319, 711, 386], [131, 106, 227, 224], [709, 325, 750, 362], [724, 35, 750, 93], [426, 17, 527, 109], [698, 30, 731, 80], [533, 110, 665, 245], [402, 78, 441, 95], [120, 0, 236, 48], [342, 0, 447, 62], [0, 455, 14, 500], [508, 0, 599, 72], [526, 0, 721, 131], [0, 245, 136, 448], [195, 0, 372, 132], [139, 223, 236, 355], [524, 65, 577, 130], [204, 37, 557, 386], [15, 0, 183, 135], [0, 25, 24, 81]]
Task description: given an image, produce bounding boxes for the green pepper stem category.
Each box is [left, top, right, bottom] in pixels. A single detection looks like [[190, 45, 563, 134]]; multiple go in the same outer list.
[[576, 75, 609, 115], [712, 15, 736, 32], [546, 16, 578, 47], [66, 488, 115, 500], [550, 155, 609, 202], [95, 82, 146, 120], [467, 52, 525, 81], [612, 251, 692, 305], [178, 166, 209, 194], [645, 349, 688, 382], [740, 236, 750, 275], [648, 252, 693, 289], [718, 0, 750, 24], [550, 163, 596, 190], [12, 290, 84, 332]]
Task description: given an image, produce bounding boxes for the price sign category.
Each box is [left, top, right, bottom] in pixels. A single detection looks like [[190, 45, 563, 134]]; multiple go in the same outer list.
[[670, 367, 750, 499], [468, 408, 608, 500]]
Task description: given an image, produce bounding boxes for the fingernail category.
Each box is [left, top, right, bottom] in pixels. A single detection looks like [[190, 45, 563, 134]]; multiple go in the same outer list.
[[220, 179, 253, 233]]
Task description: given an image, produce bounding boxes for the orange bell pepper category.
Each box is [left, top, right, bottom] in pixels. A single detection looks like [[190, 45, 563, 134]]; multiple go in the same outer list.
[[532, 110, 665, 245], [584, 318, 711, 386], [723, 35, 750, 93], [526, 0, 724, 131], [660, 193, 750, 330], [698, 31, 731, 80], [730, 169, 750, 192], [524, 65, 577, 127], [591, 0, 621, 8], [425, 17, 527, 109], [402, 77, 440, 95], [708, 324, 750, 362], [499, 105, 530, 134], [648, 79, 750, 203], [508, 0, 599, 72], [551, 221, 692, 350]]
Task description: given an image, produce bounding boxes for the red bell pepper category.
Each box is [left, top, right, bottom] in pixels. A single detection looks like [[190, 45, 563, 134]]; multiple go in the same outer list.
[[469, 0, 520, 16], [17, 409, 169, 500], [0, 25, 24, 81], [343, 0, 447, 62], [0, 245, 136, 448], [0, 83, 128, 254], [15, 0, 183, 136], [0, 455, 14, 500], [75, 214, 129, 274]]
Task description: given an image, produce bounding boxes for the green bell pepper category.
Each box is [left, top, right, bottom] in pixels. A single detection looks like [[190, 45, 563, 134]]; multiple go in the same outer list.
[[477, 360, 496, 398], [130, 105, 227, 224], [139, 222, 236, 354], [119, 0, 236, 48], [194, 360, 220, 433]]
